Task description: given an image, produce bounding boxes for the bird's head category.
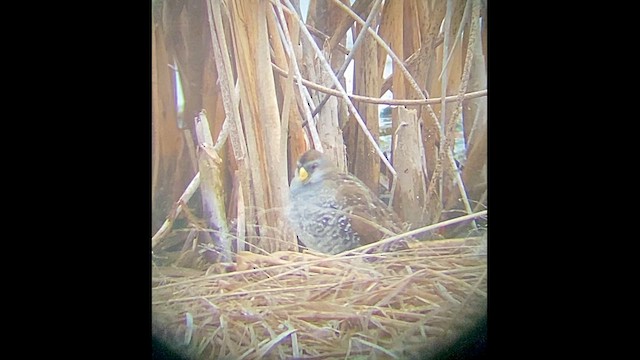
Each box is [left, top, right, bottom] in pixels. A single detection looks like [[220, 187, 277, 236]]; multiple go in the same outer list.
[[294, 150, 334, 184]]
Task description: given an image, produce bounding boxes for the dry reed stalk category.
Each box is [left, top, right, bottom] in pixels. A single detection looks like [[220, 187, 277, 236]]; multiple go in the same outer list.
[[257, 1, 298, 249], [195, 110, 232, 261], [266, 22, 302, 168], [207, 0, 256, 245], [431, 0, 459, 222], [413, 1, 445, 186], [304, 24, 350, 55], [266, 4, 304, 184], [165, 0, 206, 131], [458, 3, 487, 213], [315, 67, 347, 170], [440, 0, 470, 183], [272, 1, 324, 155], [317, 0, 483, 231], [402, 0, 420, 67], [351, 0, 383, 193], [423, 0, 475, 226], [281, 0, 396, 178], [413, 1, 445, 123], [380, 0, 406, 162], [201, 30, 226, 159], [153, 18, 190, 231], [436, 0, 482, 232], [228, 0, 277, 252], [324, 0, 372, 54], [326, 0, 424, 102], [378, 30, 443, 97], [298, 0, 349, 169], [310, 0, 381, 118], [392, 107, 427, 228]]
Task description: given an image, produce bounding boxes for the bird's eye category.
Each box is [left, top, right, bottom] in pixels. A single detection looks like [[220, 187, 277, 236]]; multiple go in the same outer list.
[[310, 162, 319, 170]]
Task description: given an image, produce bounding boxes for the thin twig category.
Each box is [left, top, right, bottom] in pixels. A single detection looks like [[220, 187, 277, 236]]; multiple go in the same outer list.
[[271, 62, 487, 105], [152, 172, 201, 249], [447, 152, 475, 227], [473, 190, 487, 213], [348, 210, 488, 254]]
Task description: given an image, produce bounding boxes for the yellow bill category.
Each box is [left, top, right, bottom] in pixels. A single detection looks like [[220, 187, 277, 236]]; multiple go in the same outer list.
[[299, 167, 309, 181]]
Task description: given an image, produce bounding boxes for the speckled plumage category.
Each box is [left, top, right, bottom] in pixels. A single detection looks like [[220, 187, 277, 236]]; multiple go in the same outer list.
[[288, 150, 407, 254]]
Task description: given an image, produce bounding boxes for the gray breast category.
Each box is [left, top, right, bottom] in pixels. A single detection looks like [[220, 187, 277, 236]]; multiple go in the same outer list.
[[288, 181, 361, 254]]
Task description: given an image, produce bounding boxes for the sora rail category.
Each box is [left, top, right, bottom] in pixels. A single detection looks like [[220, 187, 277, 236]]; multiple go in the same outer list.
[[288, 149, 408, 254]]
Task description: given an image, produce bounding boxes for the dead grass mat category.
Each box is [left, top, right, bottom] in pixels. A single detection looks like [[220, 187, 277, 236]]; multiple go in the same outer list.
[[152, 237, 487, 359]]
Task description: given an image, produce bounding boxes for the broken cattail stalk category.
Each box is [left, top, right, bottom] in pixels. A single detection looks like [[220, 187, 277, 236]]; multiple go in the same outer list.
[[152, 172, 201, 249], [195, 110, 232, 262]]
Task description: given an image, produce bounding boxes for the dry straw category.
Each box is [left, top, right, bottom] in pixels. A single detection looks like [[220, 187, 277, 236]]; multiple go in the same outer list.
[[152, 236, 487, 359]]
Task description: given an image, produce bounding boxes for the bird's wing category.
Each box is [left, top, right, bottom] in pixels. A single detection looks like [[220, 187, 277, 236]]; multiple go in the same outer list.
[[334, 174, 405, 245]]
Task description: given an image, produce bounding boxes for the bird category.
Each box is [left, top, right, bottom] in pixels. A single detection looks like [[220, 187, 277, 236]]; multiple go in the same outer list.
[[287, 149, 409, 255]]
